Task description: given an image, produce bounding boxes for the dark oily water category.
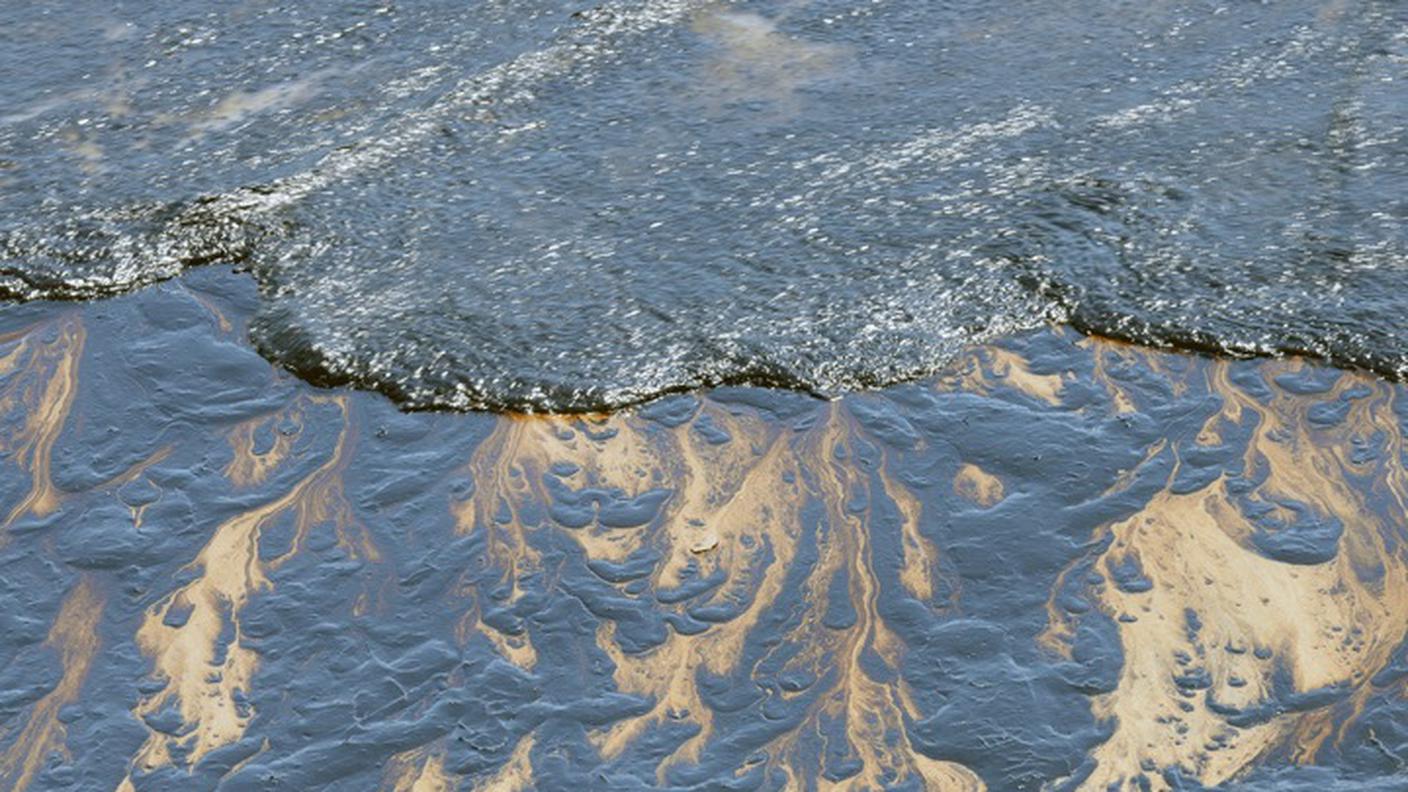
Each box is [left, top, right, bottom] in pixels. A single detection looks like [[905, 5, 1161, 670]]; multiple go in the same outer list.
[[10, 272, 1408, 789], [2, 1, 1405, 411]]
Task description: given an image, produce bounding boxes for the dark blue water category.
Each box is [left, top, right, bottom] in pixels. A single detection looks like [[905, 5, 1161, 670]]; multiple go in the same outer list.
[[3, 0, 1406, 410]]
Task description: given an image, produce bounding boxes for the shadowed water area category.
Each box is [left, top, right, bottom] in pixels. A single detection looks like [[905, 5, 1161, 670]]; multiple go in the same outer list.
[[2, 0, 1406, 410], [3, 270, 1408, 789]]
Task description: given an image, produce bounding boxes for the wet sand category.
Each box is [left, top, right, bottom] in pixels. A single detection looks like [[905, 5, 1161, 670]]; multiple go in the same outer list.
[[2, 268, 1408, 790]]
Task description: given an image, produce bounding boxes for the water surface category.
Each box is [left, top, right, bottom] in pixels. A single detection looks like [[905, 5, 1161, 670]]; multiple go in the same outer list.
[[2, 0, 1405, 410]]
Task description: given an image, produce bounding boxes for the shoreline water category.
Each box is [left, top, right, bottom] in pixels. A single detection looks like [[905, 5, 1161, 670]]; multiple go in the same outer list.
[[2, 268, 1407, 790], [5, 1, 1403, 415]]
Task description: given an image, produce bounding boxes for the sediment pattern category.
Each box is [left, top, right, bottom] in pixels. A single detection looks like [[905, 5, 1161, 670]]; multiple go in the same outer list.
[[3, 270, 1408, 790]]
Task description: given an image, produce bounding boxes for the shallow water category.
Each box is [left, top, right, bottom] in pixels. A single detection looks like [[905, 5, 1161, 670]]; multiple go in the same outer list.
[[3, 270, 1408, 790], [2, 1, 1406, 410]]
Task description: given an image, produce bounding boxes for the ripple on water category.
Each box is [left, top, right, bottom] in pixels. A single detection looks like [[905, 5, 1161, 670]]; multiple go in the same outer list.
[[1, 1, 1405, 411]]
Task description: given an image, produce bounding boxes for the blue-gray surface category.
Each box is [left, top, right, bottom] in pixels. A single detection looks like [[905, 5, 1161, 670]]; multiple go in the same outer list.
[[2, 270, 1408, 789], [2, 1, 1406, 410]]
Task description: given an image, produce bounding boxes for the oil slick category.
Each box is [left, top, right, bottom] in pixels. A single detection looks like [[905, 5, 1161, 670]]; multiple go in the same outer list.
[[953, 464, 1004, 509], [384, 748, 455, 792], [447, 402, 971, 788], [690, 5, 848, 119], [0, 578, 103, 792], [1048, 349, 1408, 790], [131, 395, 373, 773], [2, 272, 1408, 789], [0, 315, 82, 531]]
